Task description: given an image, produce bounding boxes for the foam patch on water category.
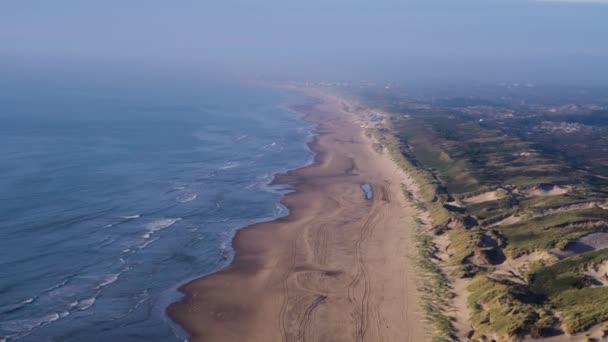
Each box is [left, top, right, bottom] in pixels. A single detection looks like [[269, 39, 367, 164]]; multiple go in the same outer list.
[[142, 218, 181, 239], [274, 203, 288, 217], [76, 297, 96, 311], [0, 297, 35, 315], [138, 237, 160, 249], [95, 273, 119, 289], [0, 311, 66, 339], [262, 141, 277, 149], [177, 193, 198, 203], [219, 161, 242, 170]]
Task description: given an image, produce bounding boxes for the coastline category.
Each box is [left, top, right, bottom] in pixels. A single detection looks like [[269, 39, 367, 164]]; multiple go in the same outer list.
[[168, 87, 429, 341]]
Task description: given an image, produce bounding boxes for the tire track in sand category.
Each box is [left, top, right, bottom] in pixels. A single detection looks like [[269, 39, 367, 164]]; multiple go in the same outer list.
[[348, 199, 383, 342]]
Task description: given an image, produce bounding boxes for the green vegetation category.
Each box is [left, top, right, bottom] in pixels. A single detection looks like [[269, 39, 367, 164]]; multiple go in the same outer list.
[[503, 208, 608, 257], [416, 233, 455, 342], [530, 249, 608, 296], [467, 276, 555, 339], [529, 249, 608, 333], [353, 87, 608, 340]]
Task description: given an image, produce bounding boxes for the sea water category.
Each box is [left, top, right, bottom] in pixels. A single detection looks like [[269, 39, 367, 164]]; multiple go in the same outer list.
[[0, 71, 314, 341]]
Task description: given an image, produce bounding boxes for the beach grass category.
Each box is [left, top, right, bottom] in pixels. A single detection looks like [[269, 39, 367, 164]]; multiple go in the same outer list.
[[351, 88, 608, 340]]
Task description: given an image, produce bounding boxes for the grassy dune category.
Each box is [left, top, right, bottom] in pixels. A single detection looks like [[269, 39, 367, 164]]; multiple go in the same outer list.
[[354, 88, 608, 340]]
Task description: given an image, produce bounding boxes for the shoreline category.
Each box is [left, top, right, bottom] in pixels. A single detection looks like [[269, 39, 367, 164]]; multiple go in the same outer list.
[[168, 87, 429, 341]]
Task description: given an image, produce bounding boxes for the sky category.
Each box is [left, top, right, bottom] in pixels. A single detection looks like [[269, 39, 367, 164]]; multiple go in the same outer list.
[[2, 0, 608, 84]]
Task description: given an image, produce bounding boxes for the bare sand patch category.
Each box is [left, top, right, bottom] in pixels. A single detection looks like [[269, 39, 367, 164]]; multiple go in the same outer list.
[[584, 261, 608, 287], [492, 214, 522, 226], [494, 251, 558, 282], [462, 190, 503, 204], [542, 202, 599, 214], [450, 277, 474, 339], [522, 184, 571, 197], [553, 232, 608, 259]]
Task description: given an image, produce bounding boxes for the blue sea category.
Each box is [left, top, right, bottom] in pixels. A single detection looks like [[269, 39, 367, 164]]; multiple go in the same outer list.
[[0, 70, 314, 341]]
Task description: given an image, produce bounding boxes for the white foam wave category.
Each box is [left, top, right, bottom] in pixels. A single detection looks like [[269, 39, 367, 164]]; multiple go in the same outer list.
[[275, 204, 288, 217], [219, 241, 230, 261], [95, 273, 119, 289], [138, 237, 159, 249], [42, 277, 71, 294], [219, 161, 241, 170], [121, 214, 141, 219], [76, 297, 96, 311], [0, 297, 35, 315], [142, 218, 181, 239], [99, 238, 116, 248], [0, 312, 63, 335], [177, 193, 198, 203], [262, 141, 278, 149], [236, 134, 248, 141]]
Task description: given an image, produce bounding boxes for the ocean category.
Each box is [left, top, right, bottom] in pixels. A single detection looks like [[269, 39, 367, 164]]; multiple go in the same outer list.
[[0, 71, 314, 341]]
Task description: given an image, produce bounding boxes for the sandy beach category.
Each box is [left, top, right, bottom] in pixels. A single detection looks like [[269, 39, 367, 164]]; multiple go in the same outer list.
[[168, 89, 428, 342]]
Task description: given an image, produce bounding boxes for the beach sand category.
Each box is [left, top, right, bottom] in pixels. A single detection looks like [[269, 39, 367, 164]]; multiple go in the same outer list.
[[168, 89, 429, 342]]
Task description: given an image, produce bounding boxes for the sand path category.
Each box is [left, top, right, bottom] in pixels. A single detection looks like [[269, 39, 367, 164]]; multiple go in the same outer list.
[[168, 90, 428, 342]]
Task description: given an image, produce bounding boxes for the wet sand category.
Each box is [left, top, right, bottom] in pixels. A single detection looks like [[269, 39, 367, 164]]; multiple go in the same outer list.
[[168, 89, 428, 342]]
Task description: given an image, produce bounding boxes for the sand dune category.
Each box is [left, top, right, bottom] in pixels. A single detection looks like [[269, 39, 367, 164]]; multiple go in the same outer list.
[[168, 89, 429, 342]]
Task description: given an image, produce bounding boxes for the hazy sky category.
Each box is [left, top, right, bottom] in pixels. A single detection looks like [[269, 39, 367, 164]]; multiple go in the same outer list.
[[2, 0, 608, 84]]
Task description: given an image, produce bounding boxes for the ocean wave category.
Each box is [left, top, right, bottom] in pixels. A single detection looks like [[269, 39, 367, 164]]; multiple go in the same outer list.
[[0, 311, 65, 337], [165, 185, 186, 195], [1, 275, 78, 318], [142, 218, 181, 239], [219, 161, 243, 170], [176, 193, 198, 203], [138, 237, 160, 249], [133, 289, 150, 310], [262, 141, 284, 153], [95, 273, 119, 290], [244, 182, 258, 189], [102, 214, 140, 229], [219, 242, 229, 262], [236, 134, 248, 141], [0, 297, 35, 315], [42, 276, 73, 294], [274, 203, 288, 217], [75, 297, 96, 311], [99, 237, 116, 248]]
